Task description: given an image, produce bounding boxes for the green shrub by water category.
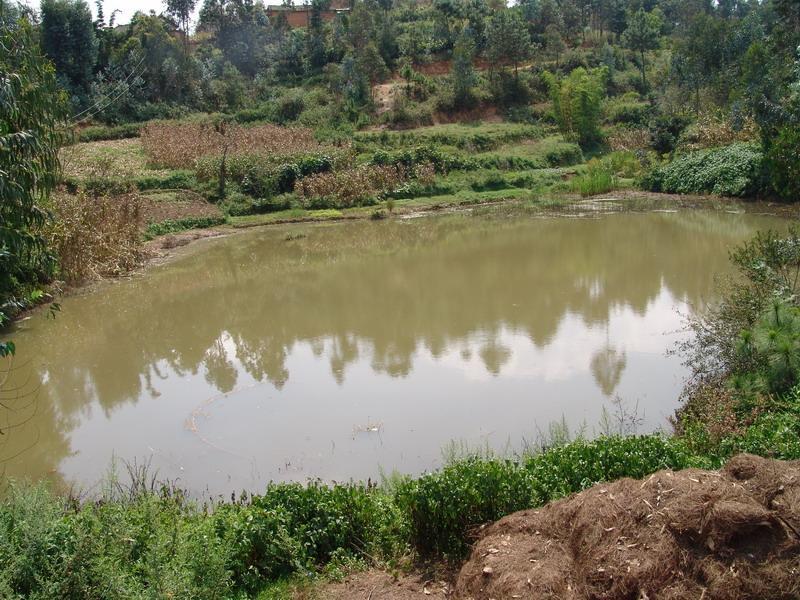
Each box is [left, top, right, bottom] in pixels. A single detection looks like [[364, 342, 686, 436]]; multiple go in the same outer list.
[[144, 216, 227, 239], [641, 143, 765, 197]]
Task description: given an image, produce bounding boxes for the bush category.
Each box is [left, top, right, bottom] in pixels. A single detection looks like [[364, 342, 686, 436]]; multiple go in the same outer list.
[[603, 96, 651, 126], [395, 457, 536, 559], [144, 216, 227, 239], [195, 151, 342, 199], [395, 435, 693, 558], [134, 170, 196, 191], [765, 125, 800, 201], [369, 145, 477, 173], [76, 122, 142, 143], [641, 143, 765, 197], [648, 113, 691, 154]]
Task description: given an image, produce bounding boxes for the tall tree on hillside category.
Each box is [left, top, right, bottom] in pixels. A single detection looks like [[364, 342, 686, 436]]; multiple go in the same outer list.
[[486, 9, 531, 80], [622, 7, 662, 89], [40, 0, 98, 101], [451, 29, 477, 108], [165, 0, 197, 54], [307, 0, 330, 70], [0, 22, 67, 356]]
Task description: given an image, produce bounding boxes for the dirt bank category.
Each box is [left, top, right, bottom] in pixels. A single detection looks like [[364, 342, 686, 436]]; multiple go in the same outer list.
[[457, 453, 800, 600], [317, 454, 800, 600]]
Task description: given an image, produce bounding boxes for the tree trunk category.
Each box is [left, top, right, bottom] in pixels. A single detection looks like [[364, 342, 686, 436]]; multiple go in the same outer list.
[[640, 50, 646, 89]]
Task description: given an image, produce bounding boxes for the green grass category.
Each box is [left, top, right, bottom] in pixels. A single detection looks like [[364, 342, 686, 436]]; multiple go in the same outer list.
[[354, 122, 548, 152], [60, 138, 168, 180]]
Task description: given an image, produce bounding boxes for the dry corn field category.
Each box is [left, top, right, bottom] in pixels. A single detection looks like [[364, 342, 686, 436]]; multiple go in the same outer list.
[[141, 123, 321, 169], [46, 193, 149, 284], [297, 165, 406, 208]]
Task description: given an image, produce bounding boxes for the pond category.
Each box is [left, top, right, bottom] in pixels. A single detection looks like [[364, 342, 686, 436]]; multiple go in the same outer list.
[[0, 208, 788, 494]]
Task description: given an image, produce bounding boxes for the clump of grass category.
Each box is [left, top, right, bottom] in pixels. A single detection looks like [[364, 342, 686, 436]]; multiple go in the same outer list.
[[570, 158, 618, 196]]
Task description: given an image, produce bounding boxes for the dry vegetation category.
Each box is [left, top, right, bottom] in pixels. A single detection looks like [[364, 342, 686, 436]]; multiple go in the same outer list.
[[46, 193, 149, 284], [297, 164, 406, 208], [679, 113, 760, 151], [141, 122, 321, 169]]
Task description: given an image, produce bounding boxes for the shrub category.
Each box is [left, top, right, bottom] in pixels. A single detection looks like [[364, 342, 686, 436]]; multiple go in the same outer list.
[[648, 113, 691, 154], [395, 435, 693, 558], [134, 170, 196, 191], [369, 145, 477, 173], [641, 143, 765, 197], [75, 122, 142, 143], [144, 216, 227, 239], [765, 125, 800, 201], [603, 96, 651, 126], [195, 151, 343, 199], [471, 172, 510, 191]]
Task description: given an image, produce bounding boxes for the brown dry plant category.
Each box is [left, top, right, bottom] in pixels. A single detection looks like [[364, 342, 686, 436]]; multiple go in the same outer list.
[[297, 165, 405, 208], [46, 193, 149, 284], [141, 122, 320, 169]]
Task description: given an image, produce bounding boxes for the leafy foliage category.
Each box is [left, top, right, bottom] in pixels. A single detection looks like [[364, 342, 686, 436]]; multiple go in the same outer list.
[[641, 143, 764, 197], [545, 67, 607, 147], [765, 125, 800, 201], [0, 21, 67, 355]]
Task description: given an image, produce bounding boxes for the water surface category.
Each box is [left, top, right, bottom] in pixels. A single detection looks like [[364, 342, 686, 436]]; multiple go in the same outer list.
[[0, 209, 787, 493]]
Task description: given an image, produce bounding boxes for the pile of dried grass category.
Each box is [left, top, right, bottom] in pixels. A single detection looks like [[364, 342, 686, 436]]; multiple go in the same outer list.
[[141, 122, 319, 169], [456, 454, 800, 600]]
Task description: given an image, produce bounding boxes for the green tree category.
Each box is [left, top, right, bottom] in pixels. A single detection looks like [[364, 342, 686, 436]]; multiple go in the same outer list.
[[0, 22, 67, 356], [545, 66, 607, 147], [621, 7, 662, 89], [486, 9, 531, 80], [165, 0, 197, 54], [451, 29, 477, 108], [357, 41, 388, 100], [307, 0, 330, 70], [543, 23, 565, 66], [40, 0, 99, 101]]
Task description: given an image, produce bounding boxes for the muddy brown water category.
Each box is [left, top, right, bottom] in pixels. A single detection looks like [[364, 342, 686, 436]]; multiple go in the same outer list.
[[0, 209, 790, 494]]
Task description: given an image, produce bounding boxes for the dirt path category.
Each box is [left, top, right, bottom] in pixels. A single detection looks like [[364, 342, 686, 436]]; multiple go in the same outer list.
[[318, 570, 452, 599], [374, 82, 401, 115]]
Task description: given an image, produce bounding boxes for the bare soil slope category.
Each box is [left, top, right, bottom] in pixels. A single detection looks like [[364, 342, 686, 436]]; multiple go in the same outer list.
[[456, 454, 800, 600]]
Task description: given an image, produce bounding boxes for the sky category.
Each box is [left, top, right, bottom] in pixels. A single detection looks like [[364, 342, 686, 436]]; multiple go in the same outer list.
[[18, 1, 202, 26]]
